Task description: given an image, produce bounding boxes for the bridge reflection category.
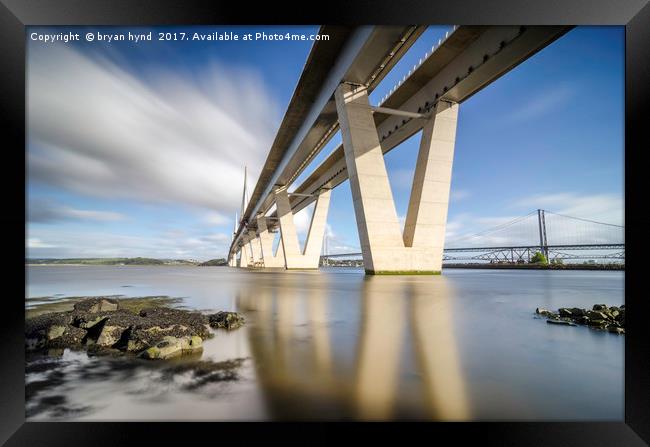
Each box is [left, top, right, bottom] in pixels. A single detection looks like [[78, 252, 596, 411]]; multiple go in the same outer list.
[[237, 273, 471, 420]]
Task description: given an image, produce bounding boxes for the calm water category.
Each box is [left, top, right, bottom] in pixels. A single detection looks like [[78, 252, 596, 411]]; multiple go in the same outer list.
[[25, 266, 624, 421]]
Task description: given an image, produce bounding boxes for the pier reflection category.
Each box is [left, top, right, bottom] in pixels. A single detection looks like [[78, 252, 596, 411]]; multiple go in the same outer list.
[[237, 272, 471, 420]]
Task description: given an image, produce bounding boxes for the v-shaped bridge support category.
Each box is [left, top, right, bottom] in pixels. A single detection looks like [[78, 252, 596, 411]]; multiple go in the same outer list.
[[335, 83, 458, 274], [274, 187, 332, 269], [256, 215, 285, 268]]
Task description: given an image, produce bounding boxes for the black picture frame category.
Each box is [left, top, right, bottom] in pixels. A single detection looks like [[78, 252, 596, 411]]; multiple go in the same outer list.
[[1, 0, 648, 445]]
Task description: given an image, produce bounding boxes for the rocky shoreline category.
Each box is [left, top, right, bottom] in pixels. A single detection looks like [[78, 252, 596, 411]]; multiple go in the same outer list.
[[25, 297, 245, 359], [536, 303, 625, 334]]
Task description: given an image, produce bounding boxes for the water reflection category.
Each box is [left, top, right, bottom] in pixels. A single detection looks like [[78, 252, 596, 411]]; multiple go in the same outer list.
[[25, 267, 624, 421], [238, 273, 470, 420]]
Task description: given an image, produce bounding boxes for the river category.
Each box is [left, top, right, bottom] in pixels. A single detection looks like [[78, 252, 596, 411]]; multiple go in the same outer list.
[[25, 265, 624, 421]]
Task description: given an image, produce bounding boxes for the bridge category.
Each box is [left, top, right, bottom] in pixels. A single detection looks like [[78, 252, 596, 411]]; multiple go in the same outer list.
[[227, 25, 577, 274], [320, 209, 625, 265]]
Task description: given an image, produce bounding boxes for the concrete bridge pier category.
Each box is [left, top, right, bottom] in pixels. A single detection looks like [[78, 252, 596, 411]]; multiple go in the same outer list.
[[257, 215, 286, 268], [275, 186, 331, 269], [334, 83, 458, 274], [246, 230, 263, 267]]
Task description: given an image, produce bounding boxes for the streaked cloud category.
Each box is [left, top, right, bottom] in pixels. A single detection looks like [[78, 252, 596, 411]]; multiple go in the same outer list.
[[503, 84, 574, 124], [27, 43, 279, 214], [28, 199, 126, 223], [450, 189, 471, 202], [511, 192, 624, 226], [27, 238, 57, 249]]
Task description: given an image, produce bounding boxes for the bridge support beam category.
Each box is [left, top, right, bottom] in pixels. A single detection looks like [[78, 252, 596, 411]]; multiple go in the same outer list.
[[246, 230, 263, 267], [335, 83, 458, 274], [275, 187, 331, 269], [257, 216, 286, 268], [241, 244, 252, 267]]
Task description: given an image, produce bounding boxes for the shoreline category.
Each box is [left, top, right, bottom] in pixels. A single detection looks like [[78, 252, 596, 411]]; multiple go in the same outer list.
[[443, 263, 624, 271]]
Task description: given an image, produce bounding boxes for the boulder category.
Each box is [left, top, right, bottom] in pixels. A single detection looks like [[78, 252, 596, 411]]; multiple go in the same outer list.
[[72, 314, 107, 329], [538, 303, 628, 334], [588, 319, 607, 328], [587, 311, 609, 321], [208, 311, 245, 330], [25, 312, 84, 351], [570, 308, 586, 317], [547, 319, 576, 326], [140, 335, 203, 360], [138, 307, 211, 338], [73, 298, 119, 313], [26, 298, 216, 355]]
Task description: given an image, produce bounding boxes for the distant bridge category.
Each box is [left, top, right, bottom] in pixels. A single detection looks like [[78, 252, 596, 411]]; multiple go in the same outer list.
[[321, 209, 624, 264]]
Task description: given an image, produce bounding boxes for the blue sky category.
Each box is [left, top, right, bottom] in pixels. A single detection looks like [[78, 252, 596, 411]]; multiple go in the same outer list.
[[26, 26, 624, 259]]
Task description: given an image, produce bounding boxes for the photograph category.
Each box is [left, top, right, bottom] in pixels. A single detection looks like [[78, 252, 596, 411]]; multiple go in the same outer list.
[[22, 23, 628, 423]]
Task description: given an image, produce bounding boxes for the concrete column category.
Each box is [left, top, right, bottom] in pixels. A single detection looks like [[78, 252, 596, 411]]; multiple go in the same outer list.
[[246, 230, 263, 267], [257, 216, 286, 268], [403, 100, 459, 272], [334, 83, 458, 274], [241, 241, 254, 267], [275, 187, 331, 269], [335, 83, 404, 274], [303, 189, 331, 261]]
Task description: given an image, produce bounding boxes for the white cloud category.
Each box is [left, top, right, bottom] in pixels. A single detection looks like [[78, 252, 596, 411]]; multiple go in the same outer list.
[[28, 199, 126, 223], [203, 212, 229, 226], [445, 192, 624, 248], [512, 192, 624, 226], [503, 84, 574, 124], [450, 189, 470, 201], [27, 44, 279, 214], [27, 238, 57, 249]]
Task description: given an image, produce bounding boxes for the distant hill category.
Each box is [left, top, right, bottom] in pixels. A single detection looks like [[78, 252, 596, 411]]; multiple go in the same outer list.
[[198, 258, 228, 266], [27, 257, 199, 266]]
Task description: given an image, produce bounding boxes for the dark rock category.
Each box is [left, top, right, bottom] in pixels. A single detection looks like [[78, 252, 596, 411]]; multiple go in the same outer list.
[[140, 335, 203, 360], [547, 319, 576, 326], [137, 307, 210, 338], [570, 308, 586, 317], [208, 312, 245, 330], [608, 327, 625, 335], [25, 312, 84, 351], [587, 310, 609, 321], [26, 298, 216, 356], [73, 298, 119, 313], [588, 319, 607, 328], [539, 303, 627, 334]]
